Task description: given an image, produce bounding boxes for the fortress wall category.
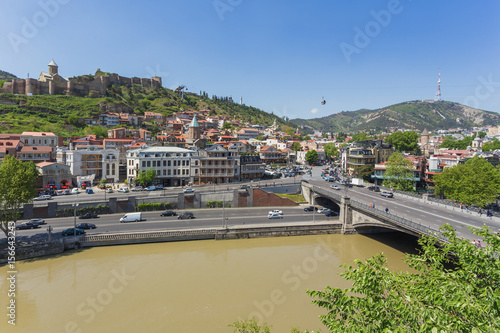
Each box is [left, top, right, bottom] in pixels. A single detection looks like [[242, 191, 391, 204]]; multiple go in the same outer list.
[[25, 78, 38, 95], [131, 77, 140, 85], [39, 82, 50, 95], [1, 81, 13, 94], [13, 79, 26, 95]]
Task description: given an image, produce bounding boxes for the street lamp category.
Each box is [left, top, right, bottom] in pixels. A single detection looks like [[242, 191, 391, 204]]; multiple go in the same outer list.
[[72, 200, 79, 237]]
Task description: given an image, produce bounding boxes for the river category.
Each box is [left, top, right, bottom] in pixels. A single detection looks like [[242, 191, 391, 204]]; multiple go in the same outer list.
[[0, 233, 418, 332]]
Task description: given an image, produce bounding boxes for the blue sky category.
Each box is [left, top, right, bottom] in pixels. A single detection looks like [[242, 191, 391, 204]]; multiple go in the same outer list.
[[1, 0, 499, 120]]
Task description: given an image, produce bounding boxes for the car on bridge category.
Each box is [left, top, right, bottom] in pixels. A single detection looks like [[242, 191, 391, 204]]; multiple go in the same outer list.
[[178, 212, 195, 219], [34, 194, 52, 201], [304, 206, 318, 211], [317, 208, 330, 214], [29, 218, 46, 225], [183, 188, 195, 193], [325, 210, 339, 217], [160, 210, 177, 217], [330, 185, 341, 190], [368, 186, 380, 192], [16, 222, 40, 230], [76, 223, 97, 229], [268, 212, 283, 219], [269, 209, 283, 215], [380, 191, 394, 198], [62, 228, 86, 236]]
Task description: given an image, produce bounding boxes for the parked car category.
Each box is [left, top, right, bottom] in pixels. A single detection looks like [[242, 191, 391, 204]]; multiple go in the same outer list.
[[145, 185, 156, 191], [34, 194, 52, 201], [269, 209, 283, 215], [62, 228, 86, 236], [107, 188, 113, 193], [131, 186, 143, 191], [29, 218, 46, 225], [380, 191, 394, 198], [240, 185, 250, 189], [268, 212, 283, 219], [86, 189, 94, 194], [183, 188, 195, 193], [325, 210, 339, 217], [63, 189, 71, 195], [304, 206, 317, 212], [330, 185, 341, 190], [117, 188, 129, 193], [368, 186, 380, 192], [76, 223, 96, 229], [79, 213, 99, 219], [317, 208, 329, 214], [16, 222, 40, 230], [160, 210, 177, 217], [178, 212, 194, 219], [156, 184, 164, 190], [71, 188, 79, 194]]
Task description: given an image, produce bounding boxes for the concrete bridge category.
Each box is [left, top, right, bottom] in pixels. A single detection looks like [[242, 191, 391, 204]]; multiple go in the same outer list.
[[301, 183, 445, 240]]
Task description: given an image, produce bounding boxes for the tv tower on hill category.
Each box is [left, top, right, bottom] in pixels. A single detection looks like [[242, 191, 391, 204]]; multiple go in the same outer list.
[[435, 68, 441, 101]]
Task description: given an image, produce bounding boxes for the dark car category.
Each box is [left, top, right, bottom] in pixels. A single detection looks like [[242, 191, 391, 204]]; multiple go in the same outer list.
[[325, 210, 339, 217], [304, 206, 318, 212], [79, 213, 99, 219], [16, 222, 40, 230], [368, 186, 380, 192], [76, 223, 97, 229], [160, 210, 177, 217], [178, 212, 194, 219], [62, 228, 86, 236]]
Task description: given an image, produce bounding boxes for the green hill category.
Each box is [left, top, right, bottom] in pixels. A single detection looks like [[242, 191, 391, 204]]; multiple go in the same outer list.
[[291, 101, 500, 133], [0, 83, 293, 138], [0, 70, 17, 80]]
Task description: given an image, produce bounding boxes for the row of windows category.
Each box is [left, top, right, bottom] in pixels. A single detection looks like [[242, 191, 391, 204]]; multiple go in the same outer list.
[[141, 160, 190, 168], [128, 168, 190, 176]]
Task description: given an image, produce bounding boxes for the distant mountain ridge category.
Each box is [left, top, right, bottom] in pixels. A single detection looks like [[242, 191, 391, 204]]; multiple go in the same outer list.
[[290, 101, 500, 133]]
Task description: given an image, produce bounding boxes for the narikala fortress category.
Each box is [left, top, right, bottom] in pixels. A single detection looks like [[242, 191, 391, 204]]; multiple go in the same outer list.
[[0, 60, 162, 97]]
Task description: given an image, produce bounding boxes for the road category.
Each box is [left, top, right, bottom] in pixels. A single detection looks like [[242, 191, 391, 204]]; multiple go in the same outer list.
[[307, 166, 500, 240], [6, 206, 336, 240]]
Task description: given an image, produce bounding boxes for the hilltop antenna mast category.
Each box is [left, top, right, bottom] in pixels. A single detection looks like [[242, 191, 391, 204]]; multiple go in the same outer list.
[[435, 68, 441, 101]]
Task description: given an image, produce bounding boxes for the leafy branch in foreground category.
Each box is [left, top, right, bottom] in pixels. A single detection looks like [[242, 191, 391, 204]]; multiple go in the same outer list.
[[307, 224, 500, 332]]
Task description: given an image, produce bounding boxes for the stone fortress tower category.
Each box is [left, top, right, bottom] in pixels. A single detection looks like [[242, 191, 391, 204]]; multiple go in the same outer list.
[[0, 60, 163, 97]]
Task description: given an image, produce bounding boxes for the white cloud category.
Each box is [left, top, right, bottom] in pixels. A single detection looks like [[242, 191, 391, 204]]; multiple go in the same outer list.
[[310, 108, 318, 114]]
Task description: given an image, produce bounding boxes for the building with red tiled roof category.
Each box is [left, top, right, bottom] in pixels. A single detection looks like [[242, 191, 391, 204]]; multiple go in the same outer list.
[[17, 145, 53, 163]]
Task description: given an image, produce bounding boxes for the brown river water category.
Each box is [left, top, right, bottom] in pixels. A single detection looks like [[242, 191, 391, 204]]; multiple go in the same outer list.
[[0, 233, 418, 333]]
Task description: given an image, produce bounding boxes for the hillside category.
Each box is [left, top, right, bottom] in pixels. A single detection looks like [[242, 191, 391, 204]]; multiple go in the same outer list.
[[290, 101, 500, 133], [0, 70, 17, 80], [0, 82, 293, 138]]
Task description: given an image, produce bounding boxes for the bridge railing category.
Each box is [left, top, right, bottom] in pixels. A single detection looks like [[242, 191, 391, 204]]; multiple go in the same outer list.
[[312, 185, 343, 202], [351, 200, 447, 242], [81, 228, 218, 243]]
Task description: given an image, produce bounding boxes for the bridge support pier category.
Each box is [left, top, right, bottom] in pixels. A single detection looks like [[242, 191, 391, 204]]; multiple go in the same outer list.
[[340, 197, 356, 235]]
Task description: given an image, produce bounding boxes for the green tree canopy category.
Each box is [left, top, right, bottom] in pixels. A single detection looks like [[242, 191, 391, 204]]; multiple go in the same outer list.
[[305, 150, 319, 165], [482, 138, 500, 152], [222, 121, 232, 130], [335, 132, 346, 142], [439, 135, 474, 150], [353, 164, 374, 182], [0, 156, 39, 236], [382, 152, 414, 192], [385, 131, 420, 153], [136, 169, 157, 186], [434, 156, 500, 206], [477, 131, 487, 138], [323, 143, 338, 160], [292, 142, 302, 152], [350, 132, 370, 142], [307, 224, 500, 332]]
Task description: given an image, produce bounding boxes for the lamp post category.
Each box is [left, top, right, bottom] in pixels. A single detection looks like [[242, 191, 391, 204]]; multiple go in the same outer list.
[[72, 200, 79, 237]]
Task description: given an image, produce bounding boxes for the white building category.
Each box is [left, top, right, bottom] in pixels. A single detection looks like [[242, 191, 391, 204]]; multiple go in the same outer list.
[[56, 146, 120, 182], [127, 146, 196, 187]]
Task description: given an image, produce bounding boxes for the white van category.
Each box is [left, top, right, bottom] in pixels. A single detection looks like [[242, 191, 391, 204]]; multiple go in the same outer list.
[[119, 212, 143, 223], [71, 188, 79, 194]]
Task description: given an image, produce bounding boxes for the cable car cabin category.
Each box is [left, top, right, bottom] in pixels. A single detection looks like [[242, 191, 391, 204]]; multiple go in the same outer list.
[[321, 97, 326, 105]]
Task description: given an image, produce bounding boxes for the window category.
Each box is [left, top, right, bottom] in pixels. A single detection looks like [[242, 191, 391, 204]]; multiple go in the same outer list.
[[168, 160, 171, 167], [142, 161, 146, 168]]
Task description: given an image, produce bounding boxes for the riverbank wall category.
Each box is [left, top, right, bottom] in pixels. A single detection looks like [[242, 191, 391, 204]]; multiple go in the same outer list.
[[0, 222, 342, 263]]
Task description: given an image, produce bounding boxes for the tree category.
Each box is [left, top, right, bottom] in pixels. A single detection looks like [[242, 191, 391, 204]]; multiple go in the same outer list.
[[382, 152, 414, 192], [434, 156, 500, 206], [477, 131, 487, 138], [303, 135, 312, 141], [0, 156, 39, 237], [482, 138, 500, 152], [292, 142, 302, 152], [440, 135, 474, 150], [353, 164, 374, 182], [307, 224, 500, 332], [230, 318, 271, 333], [136, 169, 156, 187], [305, 150, 319, 165], [385, 131, 419, 153], [323, 143, 338, 160], [222, 121, 232, 130], [335, 132, 346, 142], [351, 132, 370, 142]]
